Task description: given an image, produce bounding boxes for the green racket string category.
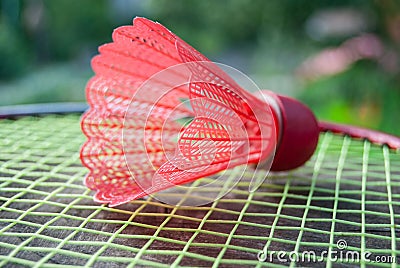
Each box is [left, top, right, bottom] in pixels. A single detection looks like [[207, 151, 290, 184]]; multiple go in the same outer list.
[[0, 115, 399, 267]]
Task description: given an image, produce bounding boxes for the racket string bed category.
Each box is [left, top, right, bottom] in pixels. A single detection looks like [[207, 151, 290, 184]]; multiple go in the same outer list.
[[0, 114, 399, 267]]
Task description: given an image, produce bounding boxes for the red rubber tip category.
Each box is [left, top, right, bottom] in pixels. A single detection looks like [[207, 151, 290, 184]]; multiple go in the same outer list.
[[268, 93, 319, 171]]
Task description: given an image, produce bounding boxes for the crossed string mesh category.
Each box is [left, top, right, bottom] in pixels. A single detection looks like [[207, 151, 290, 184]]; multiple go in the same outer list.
[[0, 114, 399, 267]]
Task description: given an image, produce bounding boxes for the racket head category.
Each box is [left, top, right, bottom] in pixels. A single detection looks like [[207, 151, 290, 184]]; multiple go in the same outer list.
[[0, 113, 399, 267]]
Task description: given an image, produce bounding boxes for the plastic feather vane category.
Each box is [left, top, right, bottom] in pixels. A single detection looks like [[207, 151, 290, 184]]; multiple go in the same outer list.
[[80, 17, 277, 206]]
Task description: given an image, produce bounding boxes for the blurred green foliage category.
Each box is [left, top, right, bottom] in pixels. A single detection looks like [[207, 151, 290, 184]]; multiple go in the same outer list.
[[0, 0, 399, 134], [149, 0, 380, 54], [0, 64, 88, 105], [42, 0, 113, 60], [298, 61, 400, 132], [0, 0, 114, 79], [0, 21, 30, 78]]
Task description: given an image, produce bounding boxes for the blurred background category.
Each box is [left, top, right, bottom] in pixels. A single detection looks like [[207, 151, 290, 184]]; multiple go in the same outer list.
[[0, 0, 399, 134]]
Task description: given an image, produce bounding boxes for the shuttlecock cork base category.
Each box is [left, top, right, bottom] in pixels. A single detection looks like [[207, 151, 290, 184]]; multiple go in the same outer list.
[[255, 91, 319, 171]]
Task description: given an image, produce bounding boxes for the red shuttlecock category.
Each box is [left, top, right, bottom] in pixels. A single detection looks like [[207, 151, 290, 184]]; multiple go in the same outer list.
[[80, 17, 319, 206]]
